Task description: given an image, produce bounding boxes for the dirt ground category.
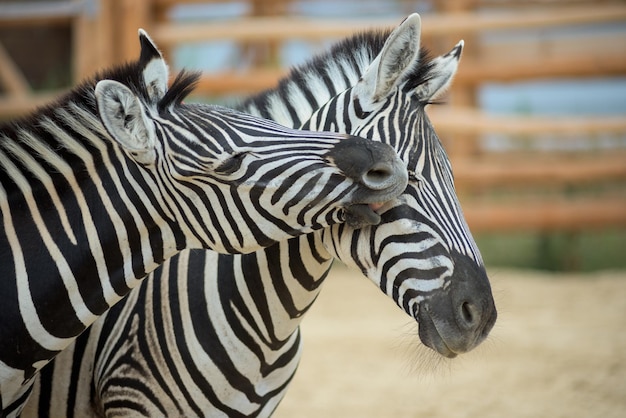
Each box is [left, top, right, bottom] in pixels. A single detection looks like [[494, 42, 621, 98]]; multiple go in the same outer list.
[[274, 266, 626, 418]]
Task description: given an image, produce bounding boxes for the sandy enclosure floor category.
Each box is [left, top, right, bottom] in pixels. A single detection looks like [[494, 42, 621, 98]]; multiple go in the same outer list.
[[274, 266, 626, 418]]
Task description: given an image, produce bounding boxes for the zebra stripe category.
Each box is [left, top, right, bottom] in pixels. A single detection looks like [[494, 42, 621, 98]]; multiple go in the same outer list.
[[26, 14, 497, 418], [0, 30, 407, 416]]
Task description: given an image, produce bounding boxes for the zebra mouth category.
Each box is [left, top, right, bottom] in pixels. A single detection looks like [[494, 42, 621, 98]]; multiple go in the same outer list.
[[344, 203, 384, 229], [417, 308, 458, 359]]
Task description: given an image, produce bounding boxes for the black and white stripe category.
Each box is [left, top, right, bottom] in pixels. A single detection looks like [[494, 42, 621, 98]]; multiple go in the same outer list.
[[0, 30, 407, 417], [26, 14, 497, 418]]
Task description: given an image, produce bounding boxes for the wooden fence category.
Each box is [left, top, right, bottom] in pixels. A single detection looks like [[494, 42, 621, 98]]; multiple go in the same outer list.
[[1, 0, 625, 233]]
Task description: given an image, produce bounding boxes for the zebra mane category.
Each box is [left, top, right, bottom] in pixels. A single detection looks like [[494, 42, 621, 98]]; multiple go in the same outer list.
[[0, 60, 200, 135], [240, 28, 434, 114], [158, 70, 201, 111]]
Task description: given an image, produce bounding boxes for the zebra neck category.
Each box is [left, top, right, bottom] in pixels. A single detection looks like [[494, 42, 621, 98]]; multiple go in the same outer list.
[[0, 98, 186, 382], [214, 233, 333, 348], [4, 100, 184, 281]]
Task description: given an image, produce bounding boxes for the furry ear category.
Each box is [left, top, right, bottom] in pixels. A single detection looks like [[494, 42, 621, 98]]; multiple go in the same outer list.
[[95, 79, 156, 166], [355, 13, 422, 106], [138, 29, 169, 104], [415, 40, 464, 102]]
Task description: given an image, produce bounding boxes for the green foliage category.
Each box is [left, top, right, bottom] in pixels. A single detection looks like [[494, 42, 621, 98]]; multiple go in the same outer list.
[[476, 229, 626, 272]]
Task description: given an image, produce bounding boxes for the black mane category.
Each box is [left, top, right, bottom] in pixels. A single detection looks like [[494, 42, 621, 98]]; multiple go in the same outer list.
[[240, 28, 435, 112], [297, 29, 391, 81], [0, 58, 200, 135], [158, 70, 201, 112]]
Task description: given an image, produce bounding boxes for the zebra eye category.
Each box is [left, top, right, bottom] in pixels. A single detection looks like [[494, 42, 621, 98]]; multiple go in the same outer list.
[[214, 153, 247, 175]]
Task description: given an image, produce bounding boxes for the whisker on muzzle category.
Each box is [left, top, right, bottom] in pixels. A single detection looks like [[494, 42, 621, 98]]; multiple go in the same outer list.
[[391, 320, 455, 380]]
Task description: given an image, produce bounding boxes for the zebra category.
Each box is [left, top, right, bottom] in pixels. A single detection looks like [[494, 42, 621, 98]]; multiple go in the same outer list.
[[0, 29, 409, 416], [25, 14, 497, 417]]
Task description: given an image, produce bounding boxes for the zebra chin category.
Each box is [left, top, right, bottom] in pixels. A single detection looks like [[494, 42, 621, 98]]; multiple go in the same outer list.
[[344, 203, 383, 228], [415, 251, 497, 358]]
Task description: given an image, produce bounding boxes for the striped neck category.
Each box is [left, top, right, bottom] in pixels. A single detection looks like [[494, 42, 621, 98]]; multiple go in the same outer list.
[[0, 95, 186, 387]]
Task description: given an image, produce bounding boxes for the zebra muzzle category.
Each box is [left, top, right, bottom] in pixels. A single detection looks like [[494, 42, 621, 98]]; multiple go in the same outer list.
[[327, 136, 408, 194], [344, 203, 382, 228]]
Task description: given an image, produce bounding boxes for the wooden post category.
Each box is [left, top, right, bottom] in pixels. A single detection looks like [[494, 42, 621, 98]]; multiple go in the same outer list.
[[117, 0, 152, 64], [0, 41, 30, 97], [434, 0, 480, 160], [73, 0, 98, 81], [241, 0, 291, 71], [153, 0, 172, 62], [94, 0, 116, 74]]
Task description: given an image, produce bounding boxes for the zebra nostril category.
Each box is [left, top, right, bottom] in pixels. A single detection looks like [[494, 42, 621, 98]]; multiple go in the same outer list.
[[362, 162, 395, 190], [460, 301, 479, 328]]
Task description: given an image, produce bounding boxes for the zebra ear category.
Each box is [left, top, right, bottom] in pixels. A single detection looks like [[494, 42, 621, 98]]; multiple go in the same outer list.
[[95, 79, 156, 165], [415, 40, 464, 102], [357, 13, 422, 105], [138, 29, 169, 103]]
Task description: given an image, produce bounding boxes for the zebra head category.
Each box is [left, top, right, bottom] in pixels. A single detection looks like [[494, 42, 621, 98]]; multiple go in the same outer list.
[[305, 14, 496, 357], [94, 30, 408, 255]]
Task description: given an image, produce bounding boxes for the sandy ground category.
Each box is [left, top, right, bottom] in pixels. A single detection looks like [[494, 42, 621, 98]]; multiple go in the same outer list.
[[274, 266, 626, 418]]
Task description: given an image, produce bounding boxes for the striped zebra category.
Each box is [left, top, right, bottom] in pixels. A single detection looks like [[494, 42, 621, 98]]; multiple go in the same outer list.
[[0, 30, 408, 416], [26, 14, 497, 417]]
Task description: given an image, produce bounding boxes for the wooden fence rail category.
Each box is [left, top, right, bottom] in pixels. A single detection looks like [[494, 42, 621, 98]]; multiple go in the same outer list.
[[464, 197, 626, 232], [0, 0, 624, 234], [151, 5, 626, 45]]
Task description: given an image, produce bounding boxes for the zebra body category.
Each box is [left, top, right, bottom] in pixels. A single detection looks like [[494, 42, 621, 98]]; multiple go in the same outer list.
[[0, 30, 407, 416], [26, 14, 497, 417]]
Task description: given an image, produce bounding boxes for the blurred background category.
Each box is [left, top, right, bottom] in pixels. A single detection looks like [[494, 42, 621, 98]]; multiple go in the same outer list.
[[1, 0, 625, 271], [2, 2, 625, 417]]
